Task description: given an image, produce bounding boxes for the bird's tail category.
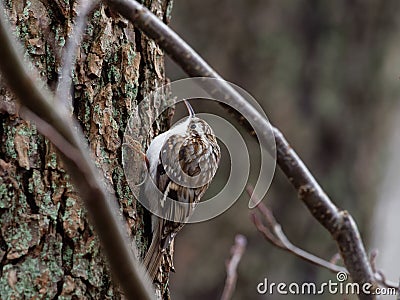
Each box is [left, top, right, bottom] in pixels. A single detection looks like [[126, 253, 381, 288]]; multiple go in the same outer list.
[[143, 227, 163, 280]]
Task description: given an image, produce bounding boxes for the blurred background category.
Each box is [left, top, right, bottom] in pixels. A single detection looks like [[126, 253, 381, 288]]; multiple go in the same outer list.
[[165, 1, 400, 299]]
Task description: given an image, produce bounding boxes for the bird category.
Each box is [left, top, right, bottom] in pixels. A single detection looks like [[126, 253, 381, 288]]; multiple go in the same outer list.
[[142, 100, 221, 279]]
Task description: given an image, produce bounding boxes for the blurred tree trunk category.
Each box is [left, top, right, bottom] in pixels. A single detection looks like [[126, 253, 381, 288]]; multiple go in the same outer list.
[[0, 0, 173, 298]]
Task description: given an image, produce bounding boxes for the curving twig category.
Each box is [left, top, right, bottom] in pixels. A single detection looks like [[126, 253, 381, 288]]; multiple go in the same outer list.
[[0, 5, 154, 300], [221, 235, 247, 300], [56, 0, 100, 113], [102, 1, 376, 298], [247, 186, 398, 289]]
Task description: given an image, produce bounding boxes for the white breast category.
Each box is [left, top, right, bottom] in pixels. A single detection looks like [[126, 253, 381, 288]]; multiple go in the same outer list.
[[146, 118, 190, 178]]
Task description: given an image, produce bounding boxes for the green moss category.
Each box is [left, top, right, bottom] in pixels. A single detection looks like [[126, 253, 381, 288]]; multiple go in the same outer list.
[[72, 253, 89, 279], [41, 192, 59, 221], [0, 265, 20, 298], [99, 145, 111, 164], [106, 287, 115, 298], [47, 152, 58, 169], [0, 237, 64, 298], [28, 170, 58, 220], [84, 105, 91, 132], [52, 23, 66, 47], [14, 259, 40, 295], [81, 40, 90, 52], [86, 237, 99, 256], [113, 87, 122, 100], [166, 1, 174, 21], [22, 1, 32, 18], [124, 185, 133, 207], [86, 23, 94, 37], [18, 193, 29, 215], [4, 125, 17, 159], [0, 183, 12, 208], [93, 104, 103, 132], [108, 65, 121, 83], [16, 123, 39, 158], [12, 222, 33, 253], [45, 43, 56, 80], [71, 69, 78, 85], [41, 238, 63, 278], [58, 36, 66, 47], [28, 137, 38, 157], [126, 47, 136, 65], [123, 82, 138, 100], [113, 167, 123, 200], [110, 113, 119, 131], [93, 8, 101, 18], [113, 165, 135, 210], [1, 209, 34, 256], [5, 0, 12, 9], [0, 183, 7, 197], [88, 257, 104, 287], [28, 177, 34, 195], [26, 44, 35, 54], [134, 220, 147, 256], [62, 197, 82, 239], [15, 21, 31, 42], [64, 174, 73, 189], [16, 125, 30, 137], [65, 197, 75, 209], [93, 104, 101, 115], [113, 52, 119, 63], [62, 244, 73, 266], [31, 169, 43, 193], [0, 178, 26, 216]]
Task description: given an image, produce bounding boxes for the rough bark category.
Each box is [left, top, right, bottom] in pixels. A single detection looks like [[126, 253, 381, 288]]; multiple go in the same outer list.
[[0, 0, 173, 298]]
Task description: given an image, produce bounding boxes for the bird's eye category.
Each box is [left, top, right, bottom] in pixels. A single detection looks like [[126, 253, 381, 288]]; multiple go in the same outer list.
[[190, 124, 196, 129]]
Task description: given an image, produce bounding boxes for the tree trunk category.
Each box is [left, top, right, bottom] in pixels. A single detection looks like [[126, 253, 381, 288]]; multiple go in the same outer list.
[[0, 0, 173, 298]]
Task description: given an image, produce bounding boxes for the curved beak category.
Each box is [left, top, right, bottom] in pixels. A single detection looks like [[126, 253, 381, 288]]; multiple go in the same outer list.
[[184, 100, 195, 118]]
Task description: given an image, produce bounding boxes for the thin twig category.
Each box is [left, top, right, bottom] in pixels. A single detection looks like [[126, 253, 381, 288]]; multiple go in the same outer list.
[[56, 0, 100, 113], [247, 186, 398, 289], [330, 253, 342, 265], [102, 1, 377, 298], [0, 6, 154, 300], [21, 109, 84, 167], [369, 249, 378, 273], [248, 187, 347, 274], [221, 235, 247, 300]]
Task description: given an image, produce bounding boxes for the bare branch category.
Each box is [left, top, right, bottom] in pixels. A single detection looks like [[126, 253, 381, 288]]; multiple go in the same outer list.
[[221, 235, 247, 300], [56, 0, 100, 113], [0, 6, 154, 300], [247, 186, 398, 289], [21, 109, 84, 167], [369, 249, 379, 273], [102, 1, 376, 298], [247, 186, 347, 274], [330, 253, 342, 265]]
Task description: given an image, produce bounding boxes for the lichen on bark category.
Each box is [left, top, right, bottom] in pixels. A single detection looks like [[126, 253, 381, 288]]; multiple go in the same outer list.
[[0, 0, 173, 298]]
